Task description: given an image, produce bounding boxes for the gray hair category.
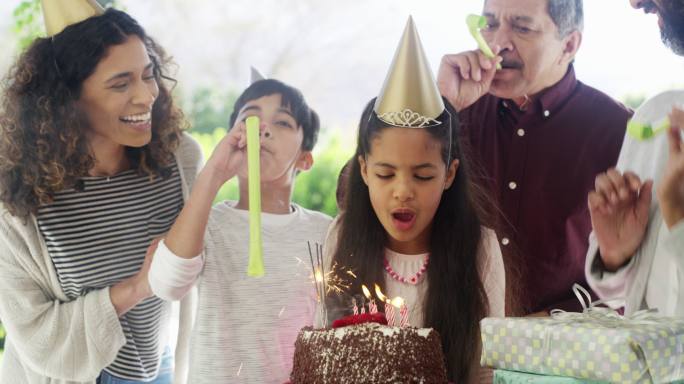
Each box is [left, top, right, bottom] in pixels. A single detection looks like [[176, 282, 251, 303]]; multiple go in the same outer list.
[[547, 0, 584, 37]]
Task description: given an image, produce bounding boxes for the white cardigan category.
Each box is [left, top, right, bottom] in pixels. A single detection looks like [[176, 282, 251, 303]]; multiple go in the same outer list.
[[0, 133, 202, 384]]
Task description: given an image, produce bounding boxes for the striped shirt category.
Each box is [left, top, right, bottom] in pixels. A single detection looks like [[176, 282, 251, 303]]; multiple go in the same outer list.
[[36, 163, 184, 381]]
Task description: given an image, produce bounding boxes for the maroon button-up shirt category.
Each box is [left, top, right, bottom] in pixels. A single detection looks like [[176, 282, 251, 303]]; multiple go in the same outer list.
[[459, 67, 632, 314]]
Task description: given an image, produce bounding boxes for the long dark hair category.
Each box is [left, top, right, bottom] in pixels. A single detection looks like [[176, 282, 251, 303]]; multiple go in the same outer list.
[[0, 8, 185, 218], [329, 98, 491, 382]]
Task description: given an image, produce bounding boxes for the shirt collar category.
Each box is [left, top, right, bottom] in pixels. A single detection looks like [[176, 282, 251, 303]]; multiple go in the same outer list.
[[538, 65, 577, 114], [500, 65, 578, 118]]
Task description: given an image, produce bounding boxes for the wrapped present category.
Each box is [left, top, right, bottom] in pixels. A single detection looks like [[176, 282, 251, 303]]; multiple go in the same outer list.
[[494, 369, 609, 383], [481, 285, 684, 384]]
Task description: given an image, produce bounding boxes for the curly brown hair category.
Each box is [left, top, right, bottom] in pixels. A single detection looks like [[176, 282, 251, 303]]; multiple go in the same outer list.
[[0, 9, 187, 218]]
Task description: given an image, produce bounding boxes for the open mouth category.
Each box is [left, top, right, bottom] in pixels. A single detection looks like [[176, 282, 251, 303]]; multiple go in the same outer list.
[[120, 112, 152, 126], [391, 209, 416, 231], [500, 61, 522, 70]]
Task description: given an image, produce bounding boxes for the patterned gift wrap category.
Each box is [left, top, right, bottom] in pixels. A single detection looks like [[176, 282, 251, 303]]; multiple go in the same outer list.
[[494, 369, 609, 383], [481, 315, 684, 384]]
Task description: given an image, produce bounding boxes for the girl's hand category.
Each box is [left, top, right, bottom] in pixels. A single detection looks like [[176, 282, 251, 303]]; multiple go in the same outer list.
[[658, 107, 684, 229], [437, 49, 501, 112], [204, 124, 248, 185], [588, 169, 653, 271]]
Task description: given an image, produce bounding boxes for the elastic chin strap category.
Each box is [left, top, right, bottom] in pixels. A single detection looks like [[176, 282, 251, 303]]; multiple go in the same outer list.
[[443, 108, 455, 192], [444, 108, 454, 167], [50, 36, 64, 79]]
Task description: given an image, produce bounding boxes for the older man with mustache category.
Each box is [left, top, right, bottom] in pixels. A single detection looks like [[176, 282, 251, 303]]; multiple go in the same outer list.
[[437, 0, 632, 316], [586, 0, 684, 317]]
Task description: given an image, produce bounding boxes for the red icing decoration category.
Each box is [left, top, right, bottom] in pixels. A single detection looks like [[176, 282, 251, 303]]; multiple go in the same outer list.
[[331, 313, 388, 328]]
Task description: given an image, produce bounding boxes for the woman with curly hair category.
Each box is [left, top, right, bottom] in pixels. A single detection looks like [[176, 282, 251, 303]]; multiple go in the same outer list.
[[0, 4, 201, 384]]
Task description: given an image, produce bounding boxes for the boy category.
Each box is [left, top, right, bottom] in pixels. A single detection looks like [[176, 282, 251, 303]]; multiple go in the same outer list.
[[149, 79, 331, 383]]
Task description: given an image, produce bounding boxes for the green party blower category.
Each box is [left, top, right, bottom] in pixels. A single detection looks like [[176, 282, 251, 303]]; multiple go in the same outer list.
[[246, 116, 264, 277], [627, 90, 684, 141], [466, 14, 502, 70]]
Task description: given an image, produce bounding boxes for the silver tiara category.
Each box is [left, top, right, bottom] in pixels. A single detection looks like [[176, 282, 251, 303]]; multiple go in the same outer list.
[[377, 108, 441, 128]]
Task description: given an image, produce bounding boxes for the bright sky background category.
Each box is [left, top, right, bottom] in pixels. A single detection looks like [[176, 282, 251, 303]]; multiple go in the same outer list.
[[1, 0, 683, 130]]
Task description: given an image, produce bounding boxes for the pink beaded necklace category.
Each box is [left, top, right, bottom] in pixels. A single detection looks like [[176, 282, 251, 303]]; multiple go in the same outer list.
[[383, 254, 429, 285]]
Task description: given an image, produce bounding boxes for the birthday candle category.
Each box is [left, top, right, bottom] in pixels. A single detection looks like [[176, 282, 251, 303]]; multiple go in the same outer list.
[[352, 298, 358, 316], [362, 285, 377, 314], [385, 301, 395, 326], [246, 116, 264, 277], [400, 303, 409, 327]]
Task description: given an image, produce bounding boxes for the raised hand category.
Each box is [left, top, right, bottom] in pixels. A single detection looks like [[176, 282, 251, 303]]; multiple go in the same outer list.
[[437, 49, 501, 112], [588, 169, 653, 271], [658, 107, 684, 229], [204, 122, 249, 186]]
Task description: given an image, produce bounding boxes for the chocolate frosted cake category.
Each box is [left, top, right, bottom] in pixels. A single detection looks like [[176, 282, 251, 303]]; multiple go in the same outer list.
[[290, 321, 448, 383]]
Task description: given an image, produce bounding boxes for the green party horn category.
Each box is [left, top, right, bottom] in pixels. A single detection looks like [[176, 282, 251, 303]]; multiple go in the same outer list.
[[246, 116, 264, 277], [627, 90, 684, 141], [627, 119, 669, 141], [466, 14, 502, 70]]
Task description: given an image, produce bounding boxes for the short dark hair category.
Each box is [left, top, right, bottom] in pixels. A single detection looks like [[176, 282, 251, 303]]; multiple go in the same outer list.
[[228, 79, 320, 152], [547, 0, 584, 38]]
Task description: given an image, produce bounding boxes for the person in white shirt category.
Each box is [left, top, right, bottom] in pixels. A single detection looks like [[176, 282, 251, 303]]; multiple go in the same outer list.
[[585, 0, 684, 316], [148, 79, 332, 384]]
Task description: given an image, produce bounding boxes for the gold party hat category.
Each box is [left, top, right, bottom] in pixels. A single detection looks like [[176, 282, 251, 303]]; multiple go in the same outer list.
[[374, 16, 444, 128], [250, 66, 267, 84], [42, 0, 105, 37]]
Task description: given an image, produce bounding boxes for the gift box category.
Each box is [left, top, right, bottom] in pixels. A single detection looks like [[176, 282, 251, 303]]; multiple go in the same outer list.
[[494, 369, 609, 383], [494, 370, 684, 384], [481, 287, 684, 384]]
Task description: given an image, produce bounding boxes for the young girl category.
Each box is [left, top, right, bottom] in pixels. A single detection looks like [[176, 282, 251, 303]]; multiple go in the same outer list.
[[325, 18, 505, 384]]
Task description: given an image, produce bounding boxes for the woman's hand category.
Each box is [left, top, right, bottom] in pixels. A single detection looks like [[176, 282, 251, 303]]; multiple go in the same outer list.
[[110, 238, 161, 316]]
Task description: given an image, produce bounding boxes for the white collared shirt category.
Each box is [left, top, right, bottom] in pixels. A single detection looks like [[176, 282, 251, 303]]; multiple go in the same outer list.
[[645, 220, 684, 316]]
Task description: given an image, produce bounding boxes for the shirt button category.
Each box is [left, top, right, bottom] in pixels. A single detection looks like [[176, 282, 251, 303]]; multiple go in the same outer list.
[[543, 110, 550, 117], [508, 181, 517, 190], [517, 129, 525, 137], [501, 237, 510, 246]]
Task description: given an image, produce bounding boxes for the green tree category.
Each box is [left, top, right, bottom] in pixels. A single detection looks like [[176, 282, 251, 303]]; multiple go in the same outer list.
[[180, 87, 238, 134]]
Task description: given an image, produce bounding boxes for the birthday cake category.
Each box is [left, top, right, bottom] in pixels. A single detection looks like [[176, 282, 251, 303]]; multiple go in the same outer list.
[[290, 313, 448, 383]]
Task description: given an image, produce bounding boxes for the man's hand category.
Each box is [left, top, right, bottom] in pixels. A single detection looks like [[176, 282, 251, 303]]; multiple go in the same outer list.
[[588, 169, 653, 271], [437, 49, 501, 111], [658, 107, 684, 229]]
